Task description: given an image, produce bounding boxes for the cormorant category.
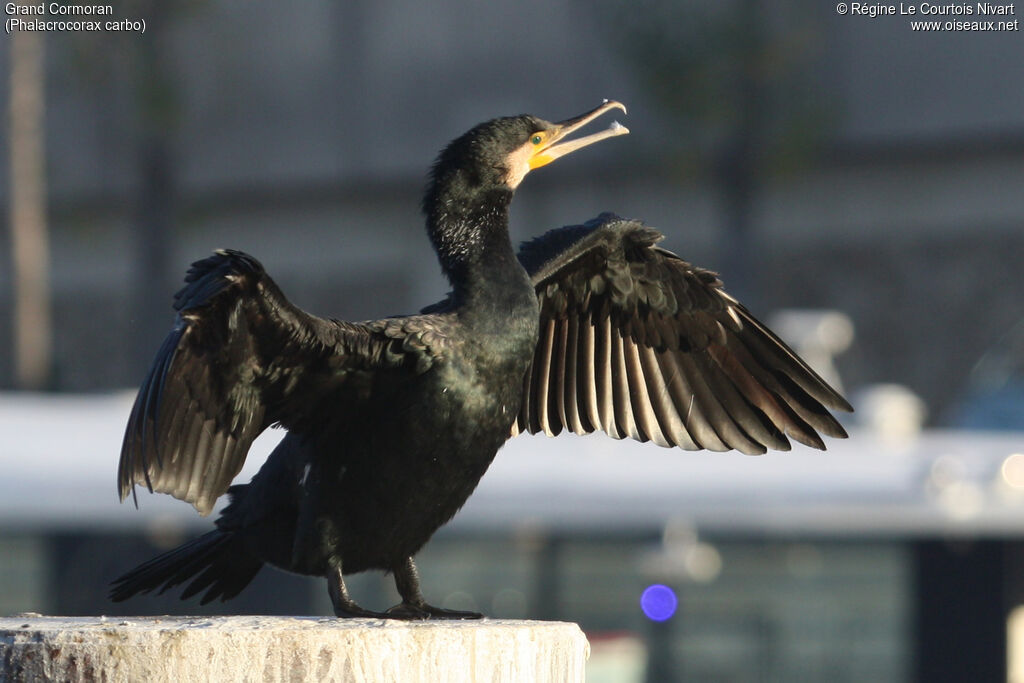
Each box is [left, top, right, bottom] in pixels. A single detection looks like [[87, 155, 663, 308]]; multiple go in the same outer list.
[[111, 101, 851, 619]]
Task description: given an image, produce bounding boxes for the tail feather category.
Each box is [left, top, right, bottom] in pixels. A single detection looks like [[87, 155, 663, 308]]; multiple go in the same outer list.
[[110, 530, 263, 605]]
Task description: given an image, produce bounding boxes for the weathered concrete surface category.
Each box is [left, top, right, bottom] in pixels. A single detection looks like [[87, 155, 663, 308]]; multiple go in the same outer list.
[[0, 616, 589, 682]]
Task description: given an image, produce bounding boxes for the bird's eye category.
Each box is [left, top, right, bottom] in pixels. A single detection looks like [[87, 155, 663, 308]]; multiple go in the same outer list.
[[531, 134, 543, 145]]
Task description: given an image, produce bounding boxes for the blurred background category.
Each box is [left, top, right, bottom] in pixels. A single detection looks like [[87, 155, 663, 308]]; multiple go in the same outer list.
[[2, 0, 1023, 680]]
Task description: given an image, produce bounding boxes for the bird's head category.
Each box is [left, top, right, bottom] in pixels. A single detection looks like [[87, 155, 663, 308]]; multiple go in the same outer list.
[[423, 101, 628, 283], [425, 101, 629, 211]]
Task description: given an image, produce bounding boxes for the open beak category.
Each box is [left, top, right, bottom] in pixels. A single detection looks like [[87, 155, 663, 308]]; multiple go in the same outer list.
[[528, 100, 629, 170]]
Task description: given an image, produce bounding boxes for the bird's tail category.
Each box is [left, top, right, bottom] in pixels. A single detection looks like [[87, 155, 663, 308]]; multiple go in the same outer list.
[[109, 529, 263, 605]]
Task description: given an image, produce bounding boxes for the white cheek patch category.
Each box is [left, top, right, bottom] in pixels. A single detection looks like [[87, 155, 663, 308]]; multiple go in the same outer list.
[[503, 143, 535, 189], [505, 161, 530, 188]]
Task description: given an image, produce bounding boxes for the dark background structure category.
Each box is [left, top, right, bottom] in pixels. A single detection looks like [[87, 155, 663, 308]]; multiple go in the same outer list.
[[2, 1, 1023, 681]]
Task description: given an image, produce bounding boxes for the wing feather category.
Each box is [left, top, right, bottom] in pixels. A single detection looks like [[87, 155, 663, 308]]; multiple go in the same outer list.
[[671, 352, 730, 452], [578, 313, 600, 433], [611, 329, 641, 441], [595, 313, 620, 439], [534, 317, 557, 436], [551, 317, 569, 436], [623, 335, 668, 446], [638, 344, 697, 449], [563, 314, 585, 434], [690, 352, 771, 454]]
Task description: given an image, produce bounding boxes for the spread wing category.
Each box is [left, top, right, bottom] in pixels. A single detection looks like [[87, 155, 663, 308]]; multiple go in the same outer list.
[[514, 213, 852, 455], [119, 249, 448, 514]]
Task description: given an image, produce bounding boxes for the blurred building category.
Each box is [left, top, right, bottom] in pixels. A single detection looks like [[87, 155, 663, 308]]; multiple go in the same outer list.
[[0, 0, 1021, 418]]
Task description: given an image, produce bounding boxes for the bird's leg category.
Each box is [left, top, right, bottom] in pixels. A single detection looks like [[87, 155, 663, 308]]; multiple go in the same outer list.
[[327, 563, 385, 618], [385, 556, 483, 620]]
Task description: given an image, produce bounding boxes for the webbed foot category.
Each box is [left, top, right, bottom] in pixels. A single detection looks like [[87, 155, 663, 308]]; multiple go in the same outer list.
[[384, 601, 483, 620], [389, 556, 486, 620]]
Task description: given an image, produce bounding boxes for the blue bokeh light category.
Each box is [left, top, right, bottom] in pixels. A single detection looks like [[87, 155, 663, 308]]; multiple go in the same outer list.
[[640, 584, 678, 622]]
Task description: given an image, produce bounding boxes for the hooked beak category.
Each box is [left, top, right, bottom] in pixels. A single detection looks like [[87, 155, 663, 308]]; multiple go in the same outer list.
[[528, 100, 629, 170]]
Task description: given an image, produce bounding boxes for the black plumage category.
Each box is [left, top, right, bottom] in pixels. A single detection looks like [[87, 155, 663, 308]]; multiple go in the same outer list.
[[111, 101, 851, 619]]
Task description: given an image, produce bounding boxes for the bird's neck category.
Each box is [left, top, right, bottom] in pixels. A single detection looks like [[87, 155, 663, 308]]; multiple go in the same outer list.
[[425, 187, 532, 310]]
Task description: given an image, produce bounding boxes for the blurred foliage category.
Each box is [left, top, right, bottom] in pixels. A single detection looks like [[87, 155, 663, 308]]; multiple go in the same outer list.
[[591, 0, 837, 176], [56, 0, 210, 132]]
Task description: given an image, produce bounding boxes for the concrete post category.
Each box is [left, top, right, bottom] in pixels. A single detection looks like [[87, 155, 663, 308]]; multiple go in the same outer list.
[[0, 616, 589, 682]]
